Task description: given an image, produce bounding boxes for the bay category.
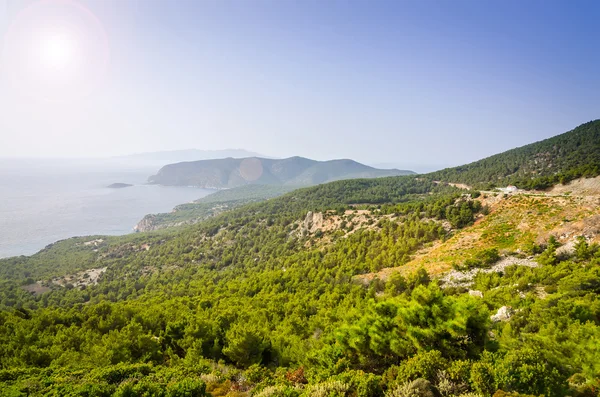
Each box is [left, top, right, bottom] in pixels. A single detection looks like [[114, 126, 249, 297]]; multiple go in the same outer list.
[[0, 159, 212, 258]]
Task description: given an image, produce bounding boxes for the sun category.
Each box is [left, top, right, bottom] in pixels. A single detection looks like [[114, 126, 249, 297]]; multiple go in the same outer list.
[[39, 33, 77, 71], [3, 0, 110, 102]]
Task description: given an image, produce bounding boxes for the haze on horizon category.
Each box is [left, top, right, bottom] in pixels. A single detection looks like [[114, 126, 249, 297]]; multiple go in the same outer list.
[[1, 0, 599, 171]]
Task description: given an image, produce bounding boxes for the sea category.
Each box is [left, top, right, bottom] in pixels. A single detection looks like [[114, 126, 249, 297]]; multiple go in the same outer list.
[[0, 159, 213, 258]]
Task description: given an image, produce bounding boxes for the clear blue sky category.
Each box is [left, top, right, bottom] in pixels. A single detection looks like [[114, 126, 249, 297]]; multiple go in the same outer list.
[[1, 0, 599, 171]]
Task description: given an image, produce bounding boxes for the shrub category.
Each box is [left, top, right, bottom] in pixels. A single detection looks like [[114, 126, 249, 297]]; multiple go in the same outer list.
[[113, 379, 165, 397], [302, 380, 350, 397], [166, 379, 208, 397], [254, 385, 300, 397], [395, 351, 448, 384], [222, 323, 270, 367], [97, 363, 153, 384], [470, 361, 496, 397], [385, 378, 441, 397], [537, 237, 560, 266], [495, 349, 567, 397], [492, 391, 537, 397], [436, 360, 473, 396], [245, 364, 271, 384], [454, 249, 500, 271], [74, 383, 115, 397], [386, 273, 408, 296], [479, 249, 500, 266], [331, 370, 384, 397], [286, 367, 307, 384]]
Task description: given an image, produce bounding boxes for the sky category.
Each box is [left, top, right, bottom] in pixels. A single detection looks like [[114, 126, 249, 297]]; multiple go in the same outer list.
[[0, 0, 599, 171]]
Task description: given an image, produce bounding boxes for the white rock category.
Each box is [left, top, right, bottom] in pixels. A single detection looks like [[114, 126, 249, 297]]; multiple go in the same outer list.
[[491, 306, 514, 322]]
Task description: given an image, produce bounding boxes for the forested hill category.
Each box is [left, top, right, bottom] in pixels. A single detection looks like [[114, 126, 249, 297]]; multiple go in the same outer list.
[[148, 156, 414, 188], [134, 185, 298, 232], [1, 121, 600, 396], [2, 170, 599, 396], [426, 120, 600, 189], [134, 176, 450, 232], [137, 120, 600, 232]]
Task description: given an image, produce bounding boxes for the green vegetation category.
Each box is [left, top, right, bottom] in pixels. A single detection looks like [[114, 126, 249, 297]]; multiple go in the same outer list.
[[136, 185, 297, 231], [427, 120, 600, 189], [1, 121, 600, 396], [453, 248, 500, 271]]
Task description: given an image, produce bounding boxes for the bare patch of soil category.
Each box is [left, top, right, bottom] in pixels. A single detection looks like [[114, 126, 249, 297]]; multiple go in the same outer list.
[[52, 267, 107, 289], [21, 282, 51, 296]]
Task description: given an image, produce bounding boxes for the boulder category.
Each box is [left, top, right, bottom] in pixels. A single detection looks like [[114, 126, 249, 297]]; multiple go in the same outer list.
[[491, 306, 514, 322]]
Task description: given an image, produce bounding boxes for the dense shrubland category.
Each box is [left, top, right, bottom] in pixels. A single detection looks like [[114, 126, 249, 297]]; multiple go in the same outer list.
[[1, 128, 600, 396], [1, 244, 599, 396], [426, 120, 600, 189]]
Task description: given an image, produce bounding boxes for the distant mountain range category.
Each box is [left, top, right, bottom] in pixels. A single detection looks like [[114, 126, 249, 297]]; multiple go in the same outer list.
[[148, 156, 415, 188], [110, 149, 266, 167]]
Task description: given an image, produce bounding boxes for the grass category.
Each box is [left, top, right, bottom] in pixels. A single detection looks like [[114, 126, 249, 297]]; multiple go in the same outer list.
[[357, 193, 600, 280]]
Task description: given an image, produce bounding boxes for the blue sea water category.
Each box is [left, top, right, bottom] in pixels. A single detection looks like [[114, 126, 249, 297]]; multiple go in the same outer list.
[[0, 160, 213, 258]]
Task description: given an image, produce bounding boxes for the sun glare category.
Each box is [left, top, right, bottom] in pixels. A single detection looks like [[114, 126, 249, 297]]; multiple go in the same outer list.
[[40, 33, 77, 71], [3, 0, 109, 102]]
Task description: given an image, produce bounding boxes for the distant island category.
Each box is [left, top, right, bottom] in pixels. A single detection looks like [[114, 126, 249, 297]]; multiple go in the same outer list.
[[106, 183, 133, 189], [148, 156, 415, 189]]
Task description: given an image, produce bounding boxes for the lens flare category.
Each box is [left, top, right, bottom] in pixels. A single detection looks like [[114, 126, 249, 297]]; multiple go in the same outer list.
[[240, 158, 264, 181], [40, 33, 77, 71], [2, 0, 110, 102]]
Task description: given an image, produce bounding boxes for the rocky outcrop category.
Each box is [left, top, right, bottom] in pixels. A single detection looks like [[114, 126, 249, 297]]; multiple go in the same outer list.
[[441, 256, 538, 289], [491, 306, 514, 322], [134, 208, 224, 233], [302, 211, 324, 234], [134, 214, 161, 233], [134, 214, 191, 233]]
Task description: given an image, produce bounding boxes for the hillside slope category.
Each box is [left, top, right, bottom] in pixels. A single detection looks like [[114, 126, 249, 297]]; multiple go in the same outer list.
[[357, 176, 600, 283], [148, 156, 414, 188], [2, 174, 599, 396], [134, 185, 296, 232], [426, 120, 600, 189], [1, 121, 600, 396]]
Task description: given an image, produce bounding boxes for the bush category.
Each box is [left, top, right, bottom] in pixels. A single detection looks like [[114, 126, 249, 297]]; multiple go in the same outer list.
[[113, 379, 164, 397], [166, 379, 207, 397], [74, 383, 116, 397], [331, 370, 383, 397], [222, 323, 271, 367], [470, 361, 496, 397], [453, 249, 499, 271], [385, 378, 441, 397], [441, 360, 473, 395], [492, 391, 537, 397], [97, 363, 153, 384], [495, 349, 567, 397], [537, 237, 560, 266], [479, 249, 500, 266], [245, 364, 271, 384], [395, 351, 448, 384], [302, 380, 350, 397], [254, 385, 300, 397]]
